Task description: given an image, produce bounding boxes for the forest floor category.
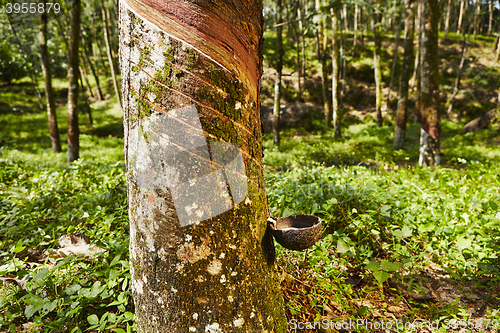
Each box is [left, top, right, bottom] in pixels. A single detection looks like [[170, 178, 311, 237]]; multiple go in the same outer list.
[[0, 32, 499, 332]]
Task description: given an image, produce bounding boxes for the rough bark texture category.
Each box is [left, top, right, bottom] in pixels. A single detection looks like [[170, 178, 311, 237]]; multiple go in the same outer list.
[[394, 0, 414, 150], [487, 0, 493, 36], [67, 0, 81, 164], [273, 0, 283, 147], [39, 5, 61, 153], [331, 10, 340, 137], [418, 0, 441, 167], [371, 5, 383, 127], [119, 0, 287, 332], [103, 0, 122, 108]]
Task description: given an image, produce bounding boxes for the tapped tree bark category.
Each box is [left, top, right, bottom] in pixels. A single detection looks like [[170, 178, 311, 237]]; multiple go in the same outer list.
[[39, 3, 61, 153], [67, 0, 81, 164], [394, 0, 414, 150], [119, 0, 287, 332], [273, 0, 283, 146], [418, 0, 441, 167]]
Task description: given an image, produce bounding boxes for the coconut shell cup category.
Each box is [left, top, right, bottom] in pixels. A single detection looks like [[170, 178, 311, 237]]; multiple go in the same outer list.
[[268, 214, 322, 251]]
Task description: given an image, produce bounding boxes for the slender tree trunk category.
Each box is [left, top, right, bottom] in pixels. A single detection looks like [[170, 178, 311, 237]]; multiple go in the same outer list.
[[299, 1, 306, 80], [444, 0, 452, 37], [331, 9, 340, 137], [353, 3, 359, 55], [316, 0, 331, 125], [296, 4, 305, 102], [473, 0, 480, 38], [102, 0, 122, 107], [343, 3, 348, 32], [394, 0, 415, 149], [385, 13, 403, 114], [487, 0, 493, 35], [371, 5, 383, 127], [457, 0, 465, 34], [496, 33, 500, 62], [360, 6, 365, 46], [67, 0, 81, 164], [79, 64, 94, 99], [411, 0, 422, 92], [447, 32, 470, 115], [39, 5, 61, 153], [81, 33, 103, 101], [119, 0, 287, 331], [273, 0, 283, 146], [418, 0, 441, 167]]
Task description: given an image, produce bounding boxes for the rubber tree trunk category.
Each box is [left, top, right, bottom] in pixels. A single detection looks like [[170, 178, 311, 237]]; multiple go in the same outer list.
[[273, 0, 283, 147], [370, 4, 383, 127], [102, 0, 122, 108], [393, 0, 414, 150], [81, 33, 103, 101], [418, 0, 441, 167], [39, 5, 61, 153], [118, 0, 287, 332], [67, 0, 81, 164], [331, 9, 340, 137]]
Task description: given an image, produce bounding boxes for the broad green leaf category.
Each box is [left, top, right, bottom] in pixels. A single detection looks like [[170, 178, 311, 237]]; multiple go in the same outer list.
[[380, 260, 403, 272], [336, 239, 349, 253], [365, 260, 380, 271], [357, 306, 370, 316], [87, 314, 99, 325], [373, 271, 391, 284], [402, 225, 413, 238], [32, 267, 49, 282]]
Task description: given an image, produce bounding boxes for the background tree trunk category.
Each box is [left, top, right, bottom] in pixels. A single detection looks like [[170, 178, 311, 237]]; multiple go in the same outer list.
[[331, 9, 340, 137], [444, 0, 452, 37], [273, 0, 283, 146], [119, 0, 287, 331], [102, 0, 122, 108], [418, 0, 441, 167], [394, 0, 414, 150], [487, 0, 493, 35], [67, 0, 81, 164], [81, 33, 103, 101], [457, 0, 465, 34], [316, 0, 331, 125], [39, 4, 61, 153], [447, 31, 470, 115], [353, 3, 359, 55], [411, 0, 422, 92], [371, 4, 383, 127], [384, 12, 402, 114]]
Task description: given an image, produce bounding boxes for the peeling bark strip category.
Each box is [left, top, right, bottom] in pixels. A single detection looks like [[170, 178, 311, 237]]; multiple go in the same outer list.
[[122, 0, 262, 101], [119, 1, 286, 332]]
